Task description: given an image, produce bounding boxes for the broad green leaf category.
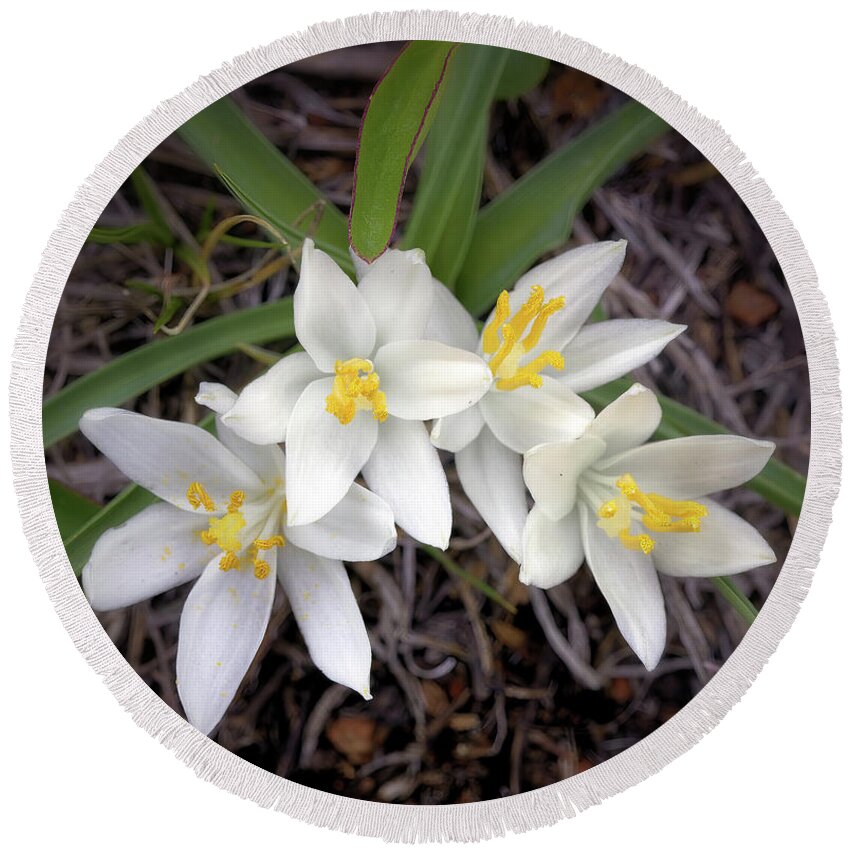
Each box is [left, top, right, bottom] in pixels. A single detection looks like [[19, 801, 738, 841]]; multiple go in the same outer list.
[[43, 297, 294, 448], [456, 101, 669, 315], [401, 44, 507, 286], [493, 50, 550, 100], [49, 480, 100, 540], [350, 41, 456, 261], [582, 378, 807, 517], [179, 96, 349, 258]]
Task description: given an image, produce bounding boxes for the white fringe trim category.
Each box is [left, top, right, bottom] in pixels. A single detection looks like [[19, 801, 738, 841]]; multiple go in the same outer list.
[[8, 10, 840, 843]]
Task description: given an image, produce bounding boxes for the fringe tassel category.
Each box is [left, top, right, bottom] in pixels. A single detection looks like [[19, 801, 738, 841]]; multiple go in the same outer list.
[[8, 10, 840, 843]]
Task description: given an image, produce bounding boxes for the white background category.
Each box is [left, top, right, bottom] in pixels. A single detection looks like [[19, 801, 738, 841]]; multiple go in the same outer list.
[[1, 1, 846, 846]]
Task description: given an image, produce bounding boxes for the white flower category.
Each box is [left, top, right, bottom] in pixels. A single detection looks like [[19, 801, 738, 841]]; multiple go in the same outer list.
[[427, 241, 686, 563], [80, 388, 396, 734], [220, 239, 493, 547], [520, 383, 776, 669]]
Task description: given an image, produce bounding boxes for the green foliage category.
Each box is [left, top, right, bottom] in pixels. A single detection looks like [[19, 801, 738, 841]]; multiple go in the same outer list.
[[350, 41, 456, 261], [179, 96, 349, 261], [43, 298, 294, 448], [455, 101, 668, 315], [48, 481, 100, 540], [401, 44, 508, 285]]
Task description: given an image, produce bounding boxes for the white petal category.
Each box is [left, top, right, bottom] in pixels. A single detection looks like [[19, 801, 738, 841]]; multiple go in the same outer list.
[[479, 377, 594, 454], [349, 246, 371, 282], [177, 548, 277, 734], [586, 382, 662, 456], [375, 339, 492, 421], [579, 501, 666, 670], [286, 483, 396, 560], [493, 241, 626, 351], [519, 505, 584, 589], [284, 377, 378, 526], [357, 247, 434, 347], [80, 408, 264, 511], [82, 503, 210, 610], [652, 499, 775, 577], [599, 435, 776, 499], [278, 546, 372, 698], [430, 404, 485, 452], [294, 238, 376, 371], [455, 427, 527, 563], [219, 352, 322, 445], [216, 422, 287, 486], [195, 382, 237, 415], [523, 436, 607, 522], [560, 320, 686, 392], [424, 278, 479, 352], [362, 418, 451, 548]]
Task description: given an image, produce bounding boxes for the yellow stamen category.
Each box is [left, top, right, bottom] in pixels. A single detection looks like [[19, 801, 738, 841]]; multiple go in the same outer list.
[[598, 500, 619, 519], [219, 551, 241, 572], [646, 493, 709, 519], [187, 482, 215, 512], [252, 558, 271, 580], [253, 535, 286, 550], [495, 372, 544, 391], [507, 285, 545, 338], [522, 296, 565, 350], [607, 473, 708, 554], [227, 490, 245, 513], [518, 350, 565, 375], [482, 290, 511, 353], [619, 530, 655, 554], [326, 357, 388, 425], [487, 324, 517, 375]]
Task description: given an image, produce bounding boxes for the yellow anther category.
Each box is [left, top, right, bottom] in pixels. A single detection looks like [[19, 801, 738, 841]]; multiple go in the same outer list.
[[508, 285, 545, 338], [219, 552, 241, 572], [482, 290, 512, 354], [253, 535, 286, 550], [495, 372, 544, 391], [488, 324, 517, 375], [619, 530, 655, 555], [522, 296, 566, 350], [252, 558, 271, 580], [200, 529, 217, 546], [598, 500, 619, 519], [227, 490, 245, 513], [616, 474, 638, 498], [187, 482, 215, 512], [326, 358, 387, 425]]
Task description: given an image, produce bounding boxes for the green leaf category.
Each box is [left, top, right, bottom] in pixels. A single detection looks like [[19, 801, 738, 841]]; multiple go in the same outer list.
[[401, 44, 507, 286], [422, 545, 517, 614], [581, 378, 807, 517], [87, 222, 168, 245], [42, 297, 294, 448], [178, 96, 349, 258], [350, 41, 456, 261], [456, 101, 669, 315], [493, 50, 550, 100], [711, 576, 758, 626], [49, 480, 101, 540]]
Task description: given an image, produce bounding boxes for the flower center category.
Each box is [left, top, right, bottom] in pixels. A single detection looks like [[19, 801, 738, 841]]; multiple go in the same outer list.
[[595, 473, 708, 555], [325, 357, 389, 425], [481, 285, 566, 391], [186, 482, 284, 579]]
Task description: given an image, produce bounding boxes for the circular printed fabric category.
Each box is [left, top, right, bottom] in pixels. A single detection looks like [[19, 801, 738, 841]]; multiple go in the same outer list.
[[21, 19, 834, 839]]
